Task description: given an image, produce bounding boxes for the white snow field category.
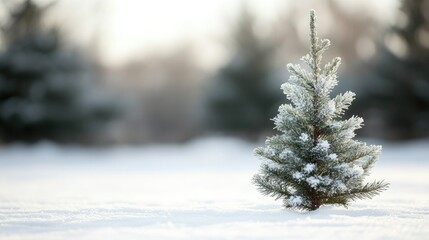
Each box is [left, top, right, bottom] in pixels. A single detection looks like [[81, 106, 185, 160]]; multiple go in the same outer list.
[[0, 137, 428, 240]]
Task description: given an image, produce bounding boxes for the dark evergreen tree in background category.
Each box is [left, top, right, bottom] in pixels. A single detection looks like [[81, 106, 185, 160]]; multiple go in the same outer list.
[[205, 6, 282, 137], [353, 0, 429, 140], [0, 0, 117, 143], [253, 10, 388, 211]]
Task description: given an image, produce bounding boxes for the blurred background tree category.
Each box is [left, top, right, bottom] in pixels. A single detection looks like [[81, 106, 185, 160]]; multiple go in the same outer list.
[[204, 6, 283, 139], [350, 0, 429, 140], [0, 0, 118, 144]]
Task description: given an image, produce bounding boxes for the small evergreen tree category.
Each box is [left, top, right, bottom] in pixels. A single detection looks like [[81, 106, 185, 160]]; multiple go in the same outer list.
[[253, 10, 388, 211]]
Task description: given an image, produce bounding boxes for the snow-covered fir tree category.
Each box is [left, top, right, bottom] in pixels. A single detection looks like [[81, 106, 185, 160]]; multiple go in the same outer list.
[[253, 10, 388, 211]]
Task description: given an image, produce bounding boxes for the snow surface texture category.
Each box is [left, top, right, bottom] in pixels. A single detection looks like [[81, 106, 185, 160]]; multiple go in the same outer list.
[[0, 137, 428, 240]]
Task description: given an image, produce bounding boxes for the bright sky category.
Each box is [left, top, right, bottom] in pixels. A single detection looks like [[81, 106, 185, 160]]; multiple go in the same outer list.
[[48, 0, 398, 68], [98, 0, 288, 68]]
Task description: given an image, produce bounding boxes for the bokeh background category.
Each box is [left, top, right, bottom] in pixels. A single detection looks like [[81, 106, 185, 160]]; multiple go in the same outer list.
[[0, 0, 427, 144]]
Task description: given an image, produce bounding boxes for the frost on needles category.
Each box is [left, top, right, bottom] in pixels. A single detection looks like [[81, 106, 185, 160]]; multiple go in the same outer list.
[[253, 10, 388, 211]]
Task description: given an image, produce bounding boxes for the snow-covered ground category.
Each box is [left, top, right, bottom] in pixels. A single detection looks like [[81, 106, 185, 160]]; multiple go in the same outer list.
[[0, 137, 428, 240]]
